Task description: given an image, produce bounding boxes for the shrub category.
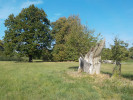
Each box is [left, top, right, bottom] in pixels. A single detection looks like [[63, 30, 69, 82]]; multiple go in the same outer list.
[[0, 55, 28, 62]]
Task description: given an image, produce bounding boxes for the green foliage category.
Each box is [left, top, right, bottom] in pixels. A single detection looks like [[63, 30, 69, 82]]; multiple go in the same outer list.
[[42, 48, 53, 61], [51, 15, 99, 61], [101, 48, 112, 60], [51, 17, 68, 61], [0, 40, 4, 56], [4, 5, 51, 62], [0, 55, 28, 61], [112, 65, 121, 77], [111, 37, 129, 62], [0, 40, 4, 51], [129, 47, 133, 59], [111, 37, 129, 77]]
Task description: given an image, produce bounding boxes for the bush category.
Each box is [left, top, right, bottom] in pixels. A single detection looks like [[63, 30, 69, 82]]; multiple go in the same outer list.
[[0, 55, 28, 62]]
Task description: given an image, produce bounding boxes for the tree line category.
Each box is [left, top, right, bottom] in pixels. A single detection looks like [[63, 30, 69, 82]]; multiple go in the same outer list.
[[0, 5, 132, 62]]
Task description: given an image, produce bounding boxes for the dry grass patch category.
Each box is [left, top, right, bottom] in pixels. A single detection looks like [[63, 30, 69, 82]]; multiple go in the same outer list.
[[67, 71, 88, 78], [67, 71, 110, 79]]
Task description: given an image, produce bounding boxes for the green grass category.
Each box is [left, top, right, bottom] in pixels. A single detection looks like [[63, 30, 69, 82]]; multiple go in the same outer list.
[[0, 61, 133, 100], [101, 61, 133, 80]]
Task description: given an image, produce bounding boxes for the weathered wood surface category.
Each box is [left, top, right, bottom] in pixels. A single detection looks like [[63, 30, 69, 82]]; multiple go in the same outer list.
[[78, 39, 105, 74]]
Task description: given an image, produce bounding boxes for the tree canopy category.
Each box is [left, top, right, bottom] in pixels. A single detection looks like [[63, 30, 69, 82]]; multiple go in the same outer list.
[[51, 15, 99, 61], [2, 5, 132, 62], [101, 48, 112, 60], [111, 37, 129, 62], [129, 47, 133, 59], [4, 5, 51, 62], [0, 40, 4, 56], [0, 40, 4, 51]]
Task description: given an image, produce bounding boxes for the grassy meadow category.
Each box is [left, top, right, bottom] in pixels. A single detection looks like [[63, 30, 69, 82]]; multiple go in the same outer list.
[[0, 61, 133, 100]]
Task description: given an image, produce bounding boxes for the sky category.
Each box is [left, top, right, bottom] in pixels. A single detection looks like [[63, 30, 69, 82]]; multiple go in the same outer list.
[[0, 0, 133, 48]]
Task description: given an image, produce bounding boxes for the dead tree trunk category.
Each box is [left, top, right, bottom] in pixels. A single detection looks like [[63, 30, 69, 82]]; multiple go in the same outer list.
[[78, 39, 105, 74]]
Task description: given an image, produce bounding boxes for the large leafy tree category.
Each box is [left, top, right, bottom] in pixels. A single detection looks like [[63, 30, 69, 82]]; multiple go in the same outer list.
[[51, 15, 99, 61], [64, 16, 98, 61], [51, 17, 68, 61], [4, 5, 51, 62]]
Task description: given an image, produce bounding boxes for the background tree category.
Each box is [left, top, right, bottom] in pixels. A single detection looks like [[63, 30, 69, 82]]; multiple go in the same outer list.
[[0, 40, 4, 55], [111, 37, 129, 62], [42, 48, 52, 61], [4, 5, 51, 62], [51, 17, 68, 61], [111, 37, 129, 76], [64, 16, 98, 61], [51, 15, 99, 61], [101, 48, 112, 60], [129, 47, 133, 59]]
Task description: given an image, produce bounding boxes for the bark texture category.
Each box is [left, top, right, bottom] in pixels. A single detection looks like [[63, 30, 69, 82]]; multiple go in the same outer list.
[[78, 39, 105, 74]]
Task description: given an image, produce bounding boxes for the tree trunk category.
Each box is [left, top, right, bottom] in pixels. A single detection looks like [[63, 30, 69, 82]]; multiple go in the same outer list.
[[78, 39, 105, 74], [112, 61, 121, 76], [29, 55, 33, 62], [78, 56, 101, 74]]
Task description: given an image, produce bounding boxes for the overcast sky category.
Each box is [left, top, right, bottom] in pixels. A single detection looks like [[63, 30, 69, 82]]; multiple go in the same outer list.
[[0, 0, 133, 48]]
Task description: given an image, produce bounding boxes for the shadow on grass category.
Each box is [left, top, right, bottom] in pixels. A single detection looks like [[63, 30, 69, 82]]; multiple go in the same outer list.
[[34, 61, 44, 63], [101, 71, 133, 80], [69, 66, 78, 71], [14, 61, 29, 63], [14, 61, 44, 63], [101, 71, 112, 77], [122, 74, 133, 80], [68, 67, 133, 80]]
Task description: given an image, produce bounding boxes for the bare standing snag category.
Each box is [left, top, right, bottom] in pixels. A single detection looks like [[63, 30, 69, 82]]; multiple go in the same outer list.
[[78, 39, 105, 74]]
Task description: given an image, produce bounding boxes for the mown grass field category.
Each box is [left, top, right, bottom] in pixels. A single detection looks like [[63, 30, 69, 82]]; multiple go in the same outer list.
[[0, 61, 133, 100]]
